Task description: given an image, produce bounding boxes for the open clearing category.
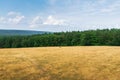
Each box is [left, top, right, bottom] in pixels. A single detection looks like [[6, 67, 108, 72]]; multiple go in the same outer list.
[[0, 47, 120, 80]]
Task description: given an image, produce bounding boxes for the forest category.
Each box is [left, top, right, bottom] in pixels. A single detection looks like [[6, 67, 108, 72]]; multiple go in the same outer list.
[[0, 29, 120, 48]]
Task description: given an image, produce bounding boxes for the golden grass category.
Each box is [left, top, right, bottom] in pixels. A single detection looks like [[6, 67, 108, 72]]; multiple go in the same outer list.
[[0, 46, 120, 80]]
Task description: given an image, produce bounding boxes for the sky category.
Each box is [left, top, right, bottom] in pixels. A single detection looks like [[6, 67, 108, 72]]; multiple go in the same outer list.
[[0, 0, 120, 32]]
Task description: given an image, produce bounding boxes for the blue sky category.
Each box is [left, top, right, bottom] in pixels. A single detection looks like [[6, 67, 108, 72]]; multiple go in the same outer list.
[[0, 0, 120, 32]]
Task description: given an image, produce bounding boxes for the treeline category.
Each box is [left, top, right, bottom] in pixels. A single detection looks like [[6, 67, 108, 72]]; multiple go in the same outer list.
[[1, 29, 120, 48]]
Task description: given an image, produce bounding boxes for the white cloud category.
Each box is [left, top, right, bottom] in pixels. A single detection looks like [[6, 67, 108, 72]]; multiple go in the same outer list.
[[8, 15, 25, 24], [0, 12, 25, 25], [30, 16, 42, 28], [29, 15, 66, 28], [31, 16, 42, 24], [43, 15, 65, 25], [0, 17, 6, 23]]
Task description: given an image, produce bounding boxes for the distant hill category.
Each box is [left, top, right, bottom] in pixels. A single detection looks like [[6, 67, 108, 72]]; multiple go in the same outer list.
[[0, 29, 50, 36]]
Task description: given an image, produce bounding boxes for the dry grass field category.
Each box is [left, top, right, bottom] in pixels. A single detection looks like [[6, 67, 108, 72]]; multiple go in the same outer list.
[[0, 46, 120, 80]]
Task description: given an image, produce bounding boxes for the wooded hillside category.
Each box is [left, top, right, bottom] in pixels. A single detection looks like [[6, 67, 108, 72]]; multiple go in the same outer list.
[[0, 29, 120, 48]]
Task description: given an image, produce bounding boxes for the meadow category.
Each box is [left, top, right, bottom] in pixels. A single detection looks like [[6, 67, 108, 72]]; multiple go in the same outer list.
[[0, 46, 120, 80]]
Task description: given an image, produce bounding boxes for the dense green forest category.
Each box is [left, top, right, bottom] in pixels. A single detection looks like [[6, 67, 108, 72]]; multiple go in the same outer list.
[[0, 29, 120, 48]]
